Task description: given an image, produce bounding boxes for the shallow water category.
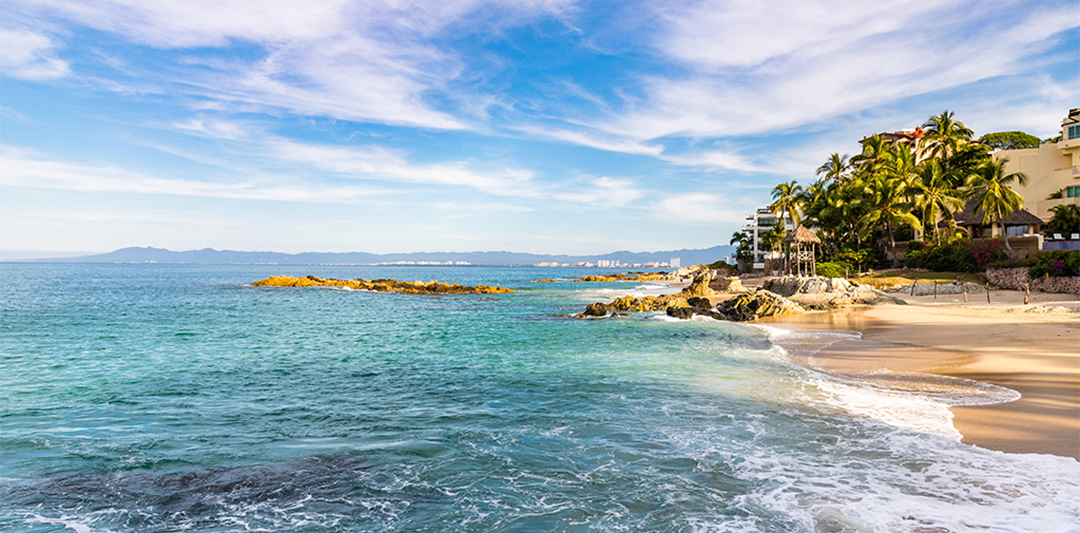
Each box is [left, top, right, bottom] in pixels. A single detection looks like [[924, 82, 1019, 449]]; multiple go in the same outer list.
[[2, 264, 1077, 532]]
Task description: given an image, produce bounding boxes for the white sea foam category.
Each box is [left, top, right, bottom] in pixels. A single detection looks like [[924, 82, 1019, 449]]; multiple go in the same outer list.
[[761, 326, 1022, 442]]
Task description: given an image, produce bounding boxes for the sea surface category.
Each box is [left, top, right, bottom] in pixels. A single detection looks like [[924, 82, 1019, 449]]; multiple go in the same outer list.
[[1, 264, 1077, 532]]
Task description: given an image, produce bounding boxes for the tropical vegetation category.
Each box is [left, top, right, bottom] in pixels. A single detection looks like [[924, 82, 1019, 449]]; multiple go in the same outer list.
[[734, 110, 1058, 274]]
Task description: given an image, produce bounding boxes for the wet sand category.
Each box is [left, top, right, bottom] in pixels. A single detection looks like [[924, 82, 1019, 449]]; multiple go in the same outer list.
[[761, 291, 1080, 460]]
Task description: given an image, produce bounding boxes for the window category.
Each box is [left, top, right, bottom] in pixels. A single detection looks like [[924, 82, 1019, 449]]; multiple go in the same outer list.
[[1067, 185, 1080, 198], [1069, 124, 1080, 140]]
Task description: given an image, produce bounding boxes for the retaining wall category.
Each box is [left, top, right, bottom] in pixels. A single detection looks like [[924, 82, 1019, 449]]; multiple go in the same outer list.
[[984, 267, 1080, 294]]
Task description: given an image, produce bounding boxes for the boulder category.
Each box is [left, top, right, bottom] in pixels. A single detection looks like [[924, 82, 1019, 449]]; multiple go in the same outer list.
[[709, 276, 745, 293], [680, 270, 718, 298], [686, 297, 712, 308], [579, 302, 609, 317], [760, 275, 906, 309], [714, 290, 805, 321], [666, 306, 697, 320], [762, 276, 853, 297]]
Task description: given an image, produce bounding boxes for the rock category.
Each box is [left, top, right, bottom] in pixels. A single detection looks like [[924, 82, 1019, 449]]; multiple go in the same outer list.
[[709, 276, 744, 293], [760, 275, 906, 309], [664, 297, 690, 309], [680, 270, 718, 298], [686, 297, 712, 308], [580, 302, 609, 317], [762, 276, 853, 297], [666, 306, 697, 320], [251, 275, 514, 294], [714, 290, 805, 321]]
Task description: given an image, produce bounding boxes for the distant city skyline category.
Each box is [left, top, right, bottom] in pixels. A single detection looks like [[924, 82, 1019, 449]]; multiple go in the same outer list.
[[2, 0, 1076, 255]]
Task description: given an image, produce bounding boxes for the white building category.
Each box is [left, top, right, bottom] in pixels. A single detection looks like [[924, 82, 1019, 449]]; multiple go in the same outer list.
[[669, 258, 680, 268], [740, 208, 793, 271]]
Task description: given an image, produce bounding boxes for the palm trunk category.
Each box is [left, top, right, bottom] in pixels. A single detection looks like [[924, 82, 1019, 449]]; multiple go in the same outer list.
[[887, 220, 899, 268], [999, 210, 1013, 255]]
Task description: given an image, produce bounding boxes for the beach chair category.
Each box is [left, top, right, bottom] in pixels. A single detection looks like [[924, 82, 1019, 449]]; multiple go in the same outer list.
[[1072, 234, 1079, 240], [1053, 233, 1063, 240]]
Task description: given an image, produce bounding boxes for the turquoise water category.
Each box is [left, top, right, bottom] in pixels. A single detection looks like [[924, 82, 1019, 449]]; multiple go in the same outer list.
[[1, 264, 1077, 532]]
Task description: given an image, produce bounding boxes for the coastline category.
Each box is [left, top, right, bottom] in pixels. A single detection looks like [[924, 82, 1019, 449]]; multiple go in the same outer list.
[[758, 290, 1080, 460]]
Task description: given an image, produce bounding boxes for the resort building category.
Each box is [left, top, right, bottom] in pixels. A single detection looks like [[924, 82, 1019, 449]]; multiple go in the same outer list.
[[994, 109, 1080, 222], [861, 127, 925, 148], [740, 208, 792, 272]]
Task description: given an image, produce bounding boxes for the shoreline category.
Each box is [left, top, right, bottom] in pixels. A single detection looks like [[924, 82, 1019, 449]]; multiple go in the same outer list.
[[758, 291, 1080, 460]]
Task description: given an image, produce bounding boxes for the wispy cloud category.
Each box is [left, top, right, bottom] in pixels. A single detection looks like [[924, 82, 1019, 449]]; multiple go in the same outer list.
[[552, 176, 644, 206], [10, 0, 575, 130], [654, 192, 746, 224], [0, 146, 396, 202], [0, 27, 70, 80], [598, 0, 1078, 141]]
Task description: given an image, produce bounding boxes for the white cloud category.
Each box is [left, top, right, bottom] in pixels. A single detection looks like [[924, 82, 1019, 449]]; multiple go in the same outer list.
[[654, 193, 745, 224], [9, 0, 575, 130], [599, 0, 1079, 141], [552, 176, 643, 206], [0, 27, 70, 80], [0, 147, 396, 202]]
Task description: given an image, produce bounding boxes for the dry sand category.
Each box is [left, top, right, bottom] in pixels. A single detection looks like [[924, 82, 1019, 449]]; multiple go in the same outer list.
[[760, 290, 1080, 459]]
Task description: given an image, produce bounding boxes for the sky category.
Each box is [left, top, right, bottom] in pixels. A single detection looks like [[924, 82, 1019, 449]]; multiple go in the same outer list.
[[1, 0, 1077, 256]]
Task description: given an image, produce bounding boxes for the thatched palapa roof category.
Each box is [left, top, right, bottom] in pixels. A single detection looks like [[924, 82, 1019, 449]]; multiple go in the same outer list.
[[953, 199, 1044, 227], [782, 225, 822, 244]]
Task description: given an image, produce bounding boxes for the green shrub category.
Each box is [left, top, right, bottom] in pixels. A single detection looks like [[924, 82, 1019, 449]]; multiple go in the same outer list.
[[904, 238, 1010, 272], [816, 262, 847, 278], [1029, 250, 1080, 278]]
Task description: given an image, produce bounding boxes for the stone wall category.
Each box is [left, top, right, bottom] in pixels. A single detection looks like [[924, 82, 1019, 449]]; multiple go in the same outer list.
[[985, 267, 1080, 294]]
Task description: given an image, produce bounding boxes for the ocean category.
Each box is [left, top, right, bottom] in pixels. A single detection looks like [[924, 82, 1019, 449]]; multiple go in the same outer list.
[[1, 264, 1077, 532]]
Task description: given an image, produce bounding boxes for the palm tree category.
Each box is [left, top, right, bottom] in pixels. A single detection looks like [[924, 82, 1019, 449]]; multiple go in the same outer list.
[[816, 153, 852, 183], [851, 134, 894, 178], [920, 110, 974, 161], [910, 160, 964, 244], [882, 143, 919, 203], [964, 158, 1029, 254], [769, 181, 804, 230], [858, 174, 922, 267]]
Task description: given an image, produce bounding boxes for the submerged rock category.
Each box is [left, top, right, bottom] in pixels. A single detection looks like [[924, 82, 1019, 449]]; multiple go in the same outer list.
[[251, 275, 514, 295]]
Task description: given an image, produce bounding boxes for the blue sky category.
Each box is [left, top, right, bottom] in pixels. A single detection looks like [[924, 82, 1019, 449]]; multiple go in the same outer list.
[[2, 0, 1077, 255]]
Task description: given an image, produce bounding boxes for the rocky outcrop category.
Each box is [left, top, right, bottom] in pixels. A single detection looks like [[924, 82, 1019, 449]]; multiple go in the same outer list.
[[680, 269, 718, 297], [572, 294, 689, 318], [712, 290, 805, 321], [709, 276, 744, 293], [761, 275, 906, 310], [985, 267, 1080, 294], [678, 270, 745, 298], [252, 275, 514, 295], [666, 289, 804, 322], [536, 272, 671, 283], [762, 276, 853, 296]]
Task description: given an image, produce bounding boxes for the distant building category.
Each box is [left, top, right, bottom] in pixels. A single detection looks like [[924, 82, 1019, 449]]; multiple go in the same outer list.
[[994, 109, 1080, 222], [669, 258, 680, 268]]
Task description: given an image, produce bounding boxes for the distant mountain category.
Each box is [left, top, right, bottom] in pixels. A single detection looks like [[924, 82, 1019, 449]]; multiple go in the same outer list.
[[14, 245, 736, 267]]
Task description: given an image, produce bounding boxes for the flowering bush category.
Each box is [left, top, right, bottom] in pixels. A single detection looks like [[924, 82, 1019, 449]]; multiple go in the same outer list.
[[1029, 251, 1080, 278], [904, 238, 1010, 272]]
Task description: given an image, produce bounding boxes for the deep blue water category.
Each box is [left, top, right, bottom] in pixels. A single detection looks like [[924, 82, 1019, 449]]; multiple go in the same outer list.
[[1, 264, 1077, 532]]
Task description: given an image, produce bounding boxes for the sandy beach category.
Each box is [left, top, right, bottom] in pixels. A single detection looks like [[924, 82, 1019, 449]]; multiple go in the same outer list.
[[758, 289, 1080, 459]]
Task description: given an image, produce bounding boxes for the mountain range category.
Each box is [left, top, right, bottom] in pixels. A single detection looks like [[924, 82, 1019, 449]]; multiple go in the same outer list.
[[8, 246, 736, 267]]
